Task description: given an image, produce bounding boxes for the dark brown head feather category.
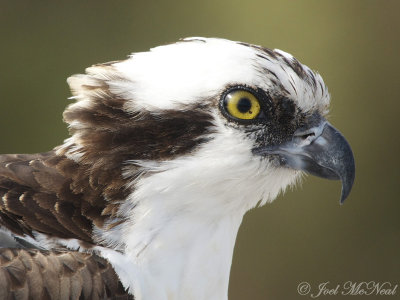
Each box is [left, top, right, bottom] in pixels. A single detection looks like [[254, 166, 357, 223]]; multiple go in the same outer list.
[[0, 64, 215, 245]]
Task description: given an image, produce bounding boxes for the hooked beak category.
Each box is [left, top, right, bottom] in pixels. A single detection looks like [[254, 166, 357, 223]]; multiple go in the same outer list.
[[253, 121, 355, 203]]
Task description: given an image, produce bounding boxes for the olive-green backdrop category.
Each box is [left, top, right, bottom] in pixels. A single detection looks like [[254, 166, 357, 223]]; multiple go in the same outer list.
[[1, 1, 399, 299]]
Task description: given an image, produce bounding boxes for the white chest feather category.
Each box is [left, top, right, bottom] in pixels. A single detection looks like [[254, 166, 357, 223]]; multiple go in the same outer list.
[[117, 215, 242, 300]]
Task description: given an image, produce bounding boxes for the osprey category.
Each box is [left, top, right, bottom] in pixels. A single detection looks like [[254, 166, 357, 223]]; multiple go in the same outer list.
[[0, 38, 355, 300]]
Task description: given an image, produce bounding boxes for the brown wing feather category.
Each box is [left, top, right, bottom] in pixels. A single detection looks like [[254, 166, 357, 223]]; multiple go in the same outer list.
[[0, 152, 115, 245], [0, 248, 132, 300]]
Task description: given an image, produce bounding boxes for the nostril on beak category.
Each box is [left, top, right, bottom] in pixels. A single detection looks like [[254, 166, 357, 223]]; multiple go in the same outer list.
[[293, 131, 316, 146], [293, 122, 327, 146], [293, 122, 326, 140], [300, 132, 315, 140], [294, 129, 316, 141]]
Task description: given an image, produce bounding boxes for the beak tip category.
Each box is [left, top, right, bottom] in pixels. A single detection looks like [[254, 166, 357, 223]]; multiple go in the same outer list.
[[339, 168, 355, 204], [340, 186, 353, 204], [340, 194, 347, 205]]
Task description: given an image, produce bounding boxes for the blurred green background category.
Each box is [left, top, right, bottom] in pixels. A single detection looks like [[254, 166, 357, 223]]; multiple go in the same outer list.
[[0, 0, 399, 299]]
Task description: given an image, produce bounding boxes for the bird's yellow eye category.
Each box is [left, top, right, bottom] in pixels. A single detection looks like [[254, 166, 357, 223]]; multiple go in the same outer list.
[[223, 89, 261, 120]]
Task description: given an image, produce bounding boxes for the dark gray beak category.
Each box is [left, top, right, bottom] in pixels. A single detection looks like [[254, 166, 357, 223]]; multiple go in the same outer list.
[[253, 121, 355, 203]]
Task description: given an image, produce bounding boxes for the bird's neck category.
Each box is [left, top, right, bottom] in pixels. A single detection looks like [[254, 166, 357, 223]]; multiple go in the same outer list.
[[98, 135, 274, 299], [101, 204, 244, 300], [139, 215, 241, 300]]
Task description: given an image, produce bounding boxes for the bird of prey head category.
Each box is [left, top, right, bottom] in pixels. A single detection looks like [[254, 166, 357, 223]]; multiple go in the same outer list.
[[0, 38, 354, 300]]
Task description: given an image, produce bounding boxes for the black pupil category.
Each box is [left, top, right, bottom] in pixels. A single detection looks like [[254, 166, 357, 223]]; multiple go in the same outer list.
[[237, 97, 252, 113]]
